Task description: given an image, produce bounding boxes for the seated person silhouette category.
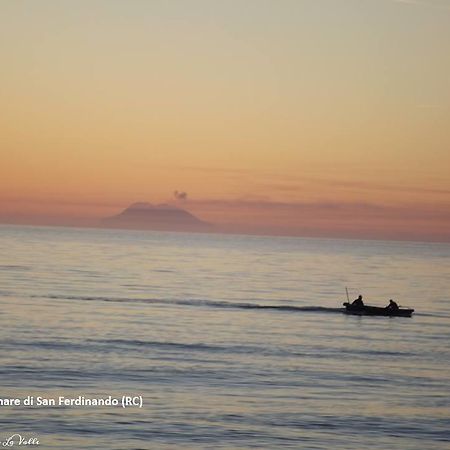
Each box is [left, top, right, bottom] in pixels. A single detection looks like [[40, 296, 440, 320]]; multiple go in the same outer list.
[[386, 299, 399, 311], [352, 295, 364, 309]]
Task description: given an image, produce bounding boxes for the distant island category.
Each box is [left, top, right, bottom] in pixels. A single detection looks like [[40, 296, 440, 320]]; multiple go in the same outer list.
[[102, 202, 212, 232]]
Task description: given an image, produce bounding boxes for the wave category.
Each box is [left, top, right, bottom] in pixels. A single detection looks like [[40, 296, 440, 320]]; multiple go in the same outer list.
[[3, 337, 419, 363], [31, 293, 344, 314], [0, 264, 31, 271]]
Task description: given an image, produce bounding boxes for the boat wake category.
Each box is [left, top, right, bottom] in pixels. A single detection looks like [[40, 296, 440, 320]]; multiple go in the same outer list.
[[31, 294, 344, 314]]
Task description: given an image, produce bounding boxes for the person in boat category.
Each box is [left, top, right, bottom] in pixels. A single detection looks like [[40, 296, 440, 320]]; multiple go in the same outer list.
[[385, 299, 399, 311], [351, 295, 364, 309]]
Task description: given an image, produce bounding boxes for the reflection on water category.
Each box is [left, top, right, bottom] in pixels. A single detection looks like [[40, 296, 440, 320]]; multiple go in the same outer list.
[[0, 225, 449, 449]]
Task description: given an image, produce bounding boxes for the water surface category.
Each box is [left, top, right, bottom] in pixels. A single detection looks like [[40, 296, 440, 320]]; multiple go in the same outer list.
[[0, 225, 449, 449]]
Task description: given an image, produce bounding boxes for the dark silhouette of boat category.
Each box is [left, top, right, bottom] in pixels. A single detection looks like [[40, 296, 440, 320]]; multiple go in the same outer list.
[[343, 302, 414, 317]]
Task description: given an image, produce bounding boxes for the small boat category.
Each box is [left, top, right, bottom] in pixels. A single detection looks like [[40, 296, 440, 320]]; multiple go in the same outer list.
[[343, 302, 414, 317]]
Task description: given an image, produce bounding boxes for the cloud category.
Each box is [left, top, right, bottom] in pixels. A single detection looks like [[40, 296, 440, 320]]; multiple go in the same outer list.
[[259, 177, 450, 197], [392, 0, 450, 10], [183, 197, 450, 242], [189, 197, 450, 221], [173, 190, 188, 201], [323, 180, 450, 196], [416, 104, 447, 110], [178, 166, 250, 175]]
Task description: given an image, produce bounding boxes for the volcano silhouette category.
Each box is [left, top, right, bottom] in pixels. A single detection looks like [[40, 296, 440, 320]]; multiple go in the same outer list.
[[103, 202, 211, 232]]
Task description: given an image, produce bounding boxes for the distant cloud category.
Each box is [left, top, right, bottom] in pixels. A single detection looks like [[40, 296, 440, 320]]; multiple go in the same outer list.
[[392, 0, 450, 10], [263, 178, 450, 196], [323, 179, 450, 196], [174, 190, 188, 201], [190, 197, 450, 221], [416, 104, 447, 110], [193, 198, 378, 213], [179, 166, 250, 175]]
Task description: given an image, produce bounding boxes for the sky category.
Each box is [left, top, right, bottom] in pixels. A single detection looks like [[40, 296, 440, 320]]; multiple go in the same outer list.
[[1, 0, 449, 241]]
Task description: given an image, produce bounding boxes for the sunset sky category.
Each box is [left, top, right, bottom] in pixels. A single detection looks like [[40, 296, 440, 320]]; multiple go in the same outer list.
[[1, 0, 449, 241]]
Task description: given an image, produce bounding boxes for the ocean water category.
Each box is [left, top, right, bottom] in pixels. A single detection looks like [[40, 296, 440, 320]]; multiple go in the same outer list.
[[0, 224, 449, 449]]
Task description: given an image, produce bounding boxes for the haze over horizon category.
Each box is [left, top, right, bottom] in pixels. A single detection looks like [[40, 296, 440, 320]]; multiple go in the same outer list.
[[1, 0, 449, 242]]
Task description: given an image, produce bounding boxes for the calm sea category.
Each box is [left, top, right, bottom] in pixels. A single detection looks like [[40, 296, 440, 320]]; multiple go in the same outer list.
[[0, 225, 449, 449]]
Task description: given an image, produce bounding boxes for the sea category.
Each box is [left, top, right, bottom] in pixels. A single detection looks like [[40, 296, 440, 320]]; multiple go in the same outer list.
[[0, 224, 449, 449]]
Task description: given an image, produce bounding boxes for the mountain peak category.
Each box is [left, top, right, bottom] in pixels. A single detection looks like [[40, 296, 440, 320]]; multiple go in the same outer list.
[[103, 202, 211, 232], [126, 202, 188, 211]]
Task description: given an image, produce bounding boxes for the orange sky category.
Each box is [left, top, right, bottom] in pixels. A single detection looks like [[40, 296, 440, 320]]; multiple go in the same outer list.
[[1, 0, 449, 241]]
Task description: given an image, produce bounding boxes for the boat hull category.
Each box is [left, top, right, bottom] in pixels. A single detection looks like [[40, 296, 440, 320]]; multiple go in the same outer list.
[[343, 302, 414, 317]]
